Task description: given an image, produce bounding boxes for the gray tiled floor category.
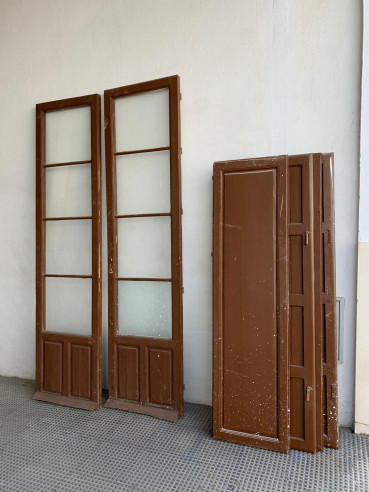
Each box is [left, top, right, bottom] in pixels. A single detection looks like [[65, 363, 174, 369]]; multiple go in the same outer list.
[[0, 376, 368, 491]]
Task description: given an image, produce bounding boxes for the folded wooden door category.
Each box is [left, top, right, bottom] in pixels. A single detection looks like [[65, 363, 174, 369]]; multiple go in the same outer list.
[[213, 157, 289, 452], [34, 94, 102, 409], [104, 76, 183, 421], [288, 154, 317, 452], [313, 153, 338, 449]]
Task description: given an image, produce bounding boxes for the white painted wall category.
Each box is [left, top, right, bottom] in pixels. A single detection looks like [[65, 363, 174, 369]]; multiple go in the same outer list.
[[356, 0, 369, 436], [0, 0, 361, 426]]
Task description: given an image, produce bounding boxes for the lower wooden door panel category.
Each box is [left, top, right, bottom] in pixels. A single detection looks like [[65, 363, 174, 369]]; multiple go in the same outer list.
[[35, 334, 99, 410], [105, 337, 178, 421]]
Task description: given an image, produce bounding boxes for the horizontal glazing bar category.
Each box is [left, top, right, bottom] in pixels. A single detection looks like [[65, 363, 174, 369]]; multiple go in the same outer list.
[[43, 216, 92, 221], [115, 213, 171, 219], [114, 146, 170, 157], [44, 274, 92, 279], [116, 277, 172, 282], [43, 160, 91, 168]]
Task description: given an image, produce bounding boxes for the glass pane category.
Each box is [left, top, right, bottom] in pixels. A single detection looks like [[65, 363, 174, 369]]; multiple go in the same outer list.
[[118, 217, 171, 278], [46, 277, 91, 335], [46, 220, 91, 275], [116, 151, 171, 215], [46, 106, 91, 164], [115, 89, 169, 152], [118, 281, 172, 338], [45, 164, 91, 218]]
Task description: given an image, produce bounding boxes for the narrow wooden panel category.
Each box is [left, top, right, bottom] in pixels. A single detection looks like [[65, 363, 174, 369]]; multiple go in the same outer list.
[[289, 236, 304, 295], [288, 154, 317, 453], [117, 346, 140, 401], [213, 157, 289, 453], [290, 378, 305, 440], [71, 345, 91, 399], [148, 349, 172, 406], [290, 306, 304, 366], [44, 341, 63, 394], [321, 154, 338, 449]]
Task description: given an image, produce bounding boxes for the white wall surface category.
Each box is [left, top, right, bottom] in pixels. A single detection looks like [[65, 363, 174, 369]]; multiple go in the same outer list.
[[356, 0, 369, 435], [0, 0, 362, 427]]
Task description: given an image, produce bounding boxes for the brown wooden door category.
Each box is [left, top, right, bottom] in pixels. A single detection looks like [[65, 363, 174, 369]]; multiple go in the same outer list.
[[313, 153, 339, 449], [34, 94, 102, 410], [213, 157, 289, 452], [104, 76, 183, 421], [288, 154, 317, 452]]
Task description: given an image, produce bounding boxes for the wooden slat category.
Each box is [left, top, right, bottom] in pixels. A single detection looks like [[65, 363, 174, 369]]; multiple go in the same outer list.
[[114, 146, 170, 156]]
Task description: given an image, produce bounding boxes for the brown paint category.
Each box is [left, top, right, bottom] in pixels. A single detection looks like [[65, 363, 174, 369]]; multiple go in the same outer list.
[[34, 94, 102, 410], [213, 157, 290, 453], [313, 153, 339, 449], [288, 155, 317, 453], [213, 153, 338, 453], [104, 76, 183, 421]]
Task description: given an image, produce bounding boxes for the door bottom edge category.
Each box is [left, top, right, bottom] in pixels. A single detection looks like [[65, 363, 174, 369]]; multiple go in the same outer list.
[[104, 397, 179, 422], [33, 391, 100, 410]]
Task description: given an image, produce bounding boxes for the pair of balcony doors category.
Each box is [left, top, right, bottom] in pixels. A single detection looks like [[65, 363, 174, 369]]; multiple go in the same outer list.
[[34, 76, 183, 421]]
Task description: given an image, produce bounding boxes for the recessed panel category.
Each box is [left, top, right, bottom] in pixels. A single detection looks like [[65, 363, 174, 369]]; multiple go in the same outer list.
[[117, 216, 171, 278], [223, 169, 278, 438], [45, 164, 91, 218], [289, 235, 303, 294], [290, 306, 304, 366], [115, 89, 169, 152], [45, 107, 91, 164], [45, 277, 91, 335], [290, 377, 305, 439], [71, 345, 91, 399], [117, 346, 140, 401], [43, 341, 63, 394], [118, 281, 172, 338], [116, 151, 171, 215], [45, 220, 92, 275], [289, 165, 303, 223], [149, 349, 172, 406]]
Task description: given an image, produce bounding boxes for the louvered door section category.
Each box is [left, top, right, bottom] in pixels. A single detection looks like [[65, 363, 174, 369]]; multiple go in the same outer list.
[[104, 76, 183, 421], [34, 94, 102, 409]]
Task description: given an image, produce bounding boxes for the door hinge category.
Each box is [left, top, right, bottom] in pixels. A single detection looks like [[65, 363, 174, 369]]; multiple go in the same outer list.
[[328, 229, 333, 243], [304, 231, 310, 245], [306, 386, 313, 402], [331, 383, 337, 398], [182, 287, 184, 294]]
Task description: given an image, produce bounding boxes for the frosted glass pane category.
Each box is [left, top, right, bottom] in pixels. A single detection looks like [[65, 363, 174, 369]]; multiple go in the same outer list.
[[116, 151, 171, 215], [46, 277, 91, 334], [115, 89, 169, 152], [46, 220, 92, 275], [46, 106, 91, 164], [118, 217, 171, 278], [118, 281, 172, 338], [45, 164, 91, 217]]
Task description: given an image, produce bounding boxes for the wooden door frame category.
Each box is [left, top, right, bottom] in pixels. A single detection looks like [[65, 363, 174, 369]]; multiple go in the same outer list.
[[34, 94, 102, 410], [104, 76, 183, 421], [213, 156, 290, 452]]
